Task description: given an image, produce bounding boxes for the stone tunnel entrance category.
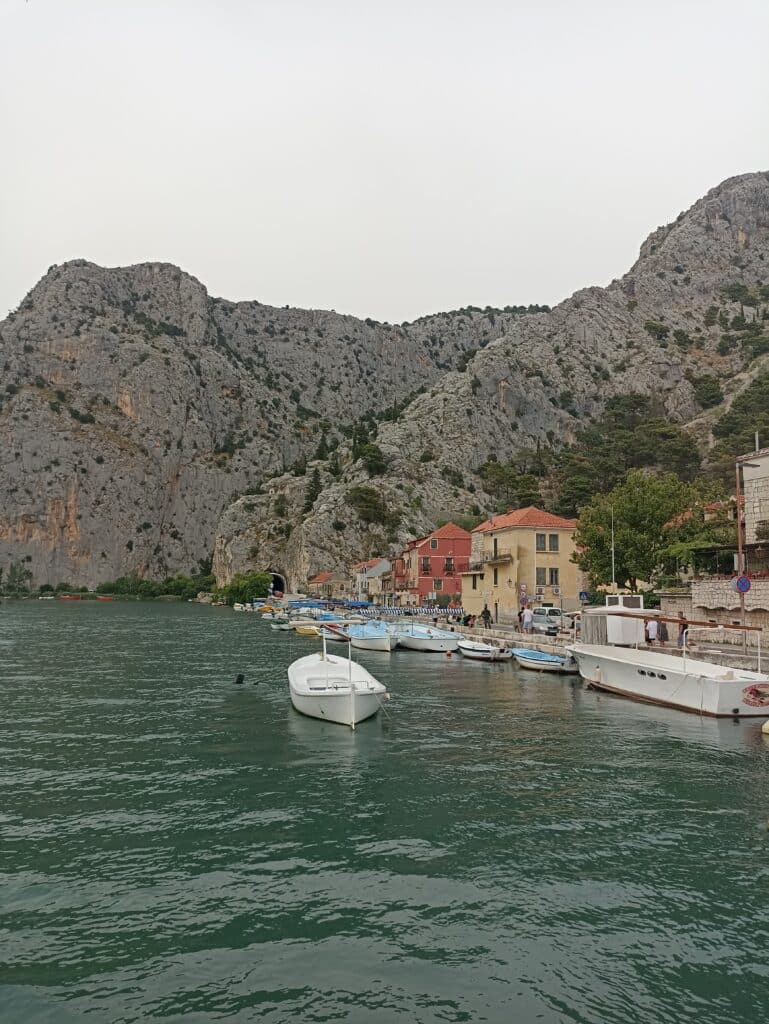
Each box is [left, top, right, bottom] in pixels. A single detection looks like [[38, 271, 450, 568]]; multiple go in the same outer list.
[[267, 570, 287, 597]]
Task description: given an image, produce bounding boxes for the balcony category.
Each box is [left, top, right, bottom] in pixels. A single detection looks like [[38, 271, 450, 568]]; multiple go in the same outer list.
[[483, 548, 513, 565]]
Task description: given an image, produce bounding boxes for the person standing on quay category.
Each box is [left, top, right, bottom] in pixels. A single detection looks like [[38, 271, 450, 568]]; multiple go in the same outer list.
[[677, 611, 688, 647], [522, 606, 534, 634], [481, 605, 492, 629]]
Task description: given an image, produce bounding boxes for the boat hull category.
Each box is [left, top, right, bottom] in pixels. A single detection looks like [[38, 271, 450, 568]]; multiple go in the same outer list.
[[399, 630, 460, 655], [289, 686, 382, 726], [350, 634, 398, 652], [512, 648, 577, 673], [287, 651, 388, 727], [568, 644, 769, 717], [457, 641, 513, 661]]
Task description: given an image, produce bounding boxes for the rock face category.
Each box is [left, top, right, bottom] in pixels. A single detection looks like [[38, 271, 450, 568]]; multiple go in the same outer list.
[[213, 172, 769, 587], [0, 261, 532, 586], [2, 172, 768, 589]]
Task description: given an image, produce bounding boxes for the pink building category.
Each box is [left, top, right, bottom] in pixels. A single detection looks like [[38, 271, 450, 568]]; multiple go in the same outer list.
[[388, 523, 471, 605]]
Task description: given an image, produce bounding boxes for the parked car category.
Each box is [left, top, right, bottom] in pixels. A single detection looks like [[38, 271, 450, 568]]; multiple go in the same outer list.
[[530, 609, 559, 635], [531, 606, 574, 632]]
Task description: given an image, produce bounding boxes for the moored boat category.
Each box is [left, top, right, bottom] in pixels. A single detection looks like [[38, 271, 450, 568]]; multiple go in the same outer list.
[[396, 624, 461, 653], [458, 640, 514, 661], [344, 621, 398, 652], [568, 607, 769, 717], [512, 647, 577, 673], [295, 624, 320, 637], [567, 643, 769, 717], [287, 638, 389, 728]]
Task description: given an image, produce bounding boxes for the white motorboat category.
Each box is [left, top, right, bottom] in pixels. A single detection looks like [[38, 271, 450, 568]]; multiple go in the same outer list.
[[344, 621, 398, 652], [261, 611, 274, 620], [457, 640, 514, 661], [567, 643, 769, 717], [568, 607, 769, 717], [287, 637, 389, 728], [512, 647, 577, 673], [396, 624, 461, 653]]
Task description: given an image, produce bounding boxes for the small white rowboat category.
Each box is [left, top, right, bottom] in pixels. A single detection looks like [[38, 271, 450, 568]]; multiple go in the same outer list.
[[287, 640, 389, 728], [457, 640, 514, 661]]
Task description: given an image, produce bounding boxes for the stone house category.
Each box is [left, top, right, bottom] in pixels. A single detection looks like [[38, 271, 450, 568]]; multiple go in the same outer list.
[[306, 571, 348, 600], [351, 557, 391, 602]]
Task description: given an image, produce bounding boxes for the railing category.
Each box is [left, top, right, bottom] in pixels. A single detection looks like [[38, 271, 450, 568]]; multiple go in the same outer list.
[[483, 548, 513, 563]]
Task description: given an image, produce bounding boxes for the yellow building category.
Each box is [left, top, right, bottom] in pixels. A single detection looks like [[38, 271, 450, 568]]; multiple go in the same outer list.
[[460, 506, 581, 622]]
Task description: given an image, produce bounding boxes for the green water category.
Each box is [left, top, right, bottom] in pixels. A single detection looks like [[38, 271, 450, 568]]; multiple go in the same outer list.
[[2, 602, 768, 1023]]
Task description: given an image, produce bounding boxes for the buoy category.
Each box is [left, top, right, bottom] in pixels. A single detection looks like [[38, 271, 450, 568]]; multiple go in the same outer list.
[[446, 650, 452, 658], [762, 719, 769, 735], [235, 673, 245, 685]]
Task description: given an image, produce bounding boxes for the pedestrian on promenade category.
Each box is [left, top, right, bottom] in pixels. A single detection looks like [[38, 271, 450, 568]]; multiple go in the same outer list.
[[677, 611, 688, 647], [522, 606, 533, 634]]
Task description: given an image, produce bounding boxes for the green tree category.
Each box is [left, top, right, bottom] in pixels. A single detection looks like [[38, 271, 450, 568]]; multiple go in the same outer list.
[[216, 571, 271, 605], [574, 470, 699, 591], [5, 562, 33, 594], [303, 467, 322, 513], [346, 485, 400, 529], [359, 443, 387, 476]]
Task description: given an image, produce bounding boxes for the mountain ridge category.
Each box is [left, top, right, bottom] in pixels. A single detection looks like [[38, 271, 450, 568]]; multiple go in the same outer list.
[[0, 171, 767, 590]]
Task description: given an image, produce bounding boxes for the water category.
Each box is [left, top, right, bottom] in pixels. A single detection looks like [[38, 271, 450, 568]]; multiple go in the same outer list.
[[2, 601, 768, 1023]]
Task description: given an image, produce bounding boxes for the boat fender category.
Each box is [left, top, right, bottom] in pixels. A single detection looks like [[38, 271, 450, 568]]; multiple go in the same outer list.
[[235, 673, 245, 685], [732, 708, 740, 718], [446, 651, 452, 658], [762, 720, 769, 736]]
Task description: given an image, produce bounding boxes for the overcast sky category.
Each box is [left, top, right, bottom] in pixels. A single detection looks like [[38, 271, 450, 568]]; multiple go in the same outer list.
[[1, 0, 768, 323]]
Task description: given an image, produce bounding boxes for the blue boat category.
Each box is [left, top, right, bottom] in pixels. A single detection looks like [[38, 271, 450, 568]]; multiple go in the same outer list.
[[512, 647, 577, 673]]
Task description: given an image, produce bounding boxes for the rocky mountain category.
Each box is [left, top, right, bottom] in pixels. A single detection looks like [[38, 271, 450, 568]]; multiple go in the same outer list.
[[0, 260, 537, 586], [2, 172, 767, 591], [214, 172, 769, 589]]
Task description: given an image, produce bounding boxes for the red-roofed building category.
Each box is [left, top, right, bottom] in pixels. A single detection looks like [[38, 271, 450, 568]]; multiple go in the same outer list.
[[381, 523, 471, 606], [306, 571, 348, 599], [461, 506, 582, 622]]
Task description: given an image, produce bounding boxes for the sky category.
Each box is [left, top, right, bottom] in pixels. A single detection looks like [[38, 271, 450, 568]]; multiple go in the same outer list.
[[1, 0, 768, 323]]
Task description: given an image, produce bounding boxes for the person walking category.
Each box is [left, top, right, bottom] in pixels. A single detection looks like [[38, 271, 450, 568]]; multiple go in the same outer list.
[[677, 611, 688, 648], [481, 605, 492, 629], [646, 618, 658, 645], [658, 620, 669, 645], [522, 606, 534, 634]]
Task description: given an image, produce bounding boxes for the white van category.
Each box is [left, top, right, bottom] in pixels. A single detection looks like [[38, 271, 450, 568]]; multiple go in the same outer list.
[[531, 606, 574, 631]]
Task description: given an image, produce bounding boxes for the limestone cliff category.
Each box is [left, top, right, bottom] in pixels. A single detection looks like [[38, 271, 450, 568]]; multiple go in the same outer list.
[[0, 261, 531, 586], [213, 172, 769, 587]]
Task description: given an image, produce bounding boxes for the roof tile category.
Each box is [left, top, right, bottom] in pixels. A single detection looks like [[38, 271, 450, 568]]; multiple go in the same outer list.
[[473, 506, 577, 533]]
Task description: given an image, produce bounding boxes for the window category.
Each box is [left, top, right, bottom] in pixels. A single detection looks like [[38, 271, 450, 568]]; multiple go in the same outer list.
[[536, 567, 546, 586], [421, 557, 430, 573], [548, 534, 559, 552], [493, 568, 499, 586], [434, 578, 443, 590], [549, 568, 559, 586], [430, 538, 438, 549], [444, 557, 454, 573], [472, 574, 477, 590], [536, 533, 546, 551]]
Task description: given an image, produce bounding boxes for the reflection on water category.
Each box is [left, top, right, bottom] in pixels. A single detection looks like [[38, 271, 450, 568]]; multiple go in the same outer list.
[[1, 601, 768, 1024]]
